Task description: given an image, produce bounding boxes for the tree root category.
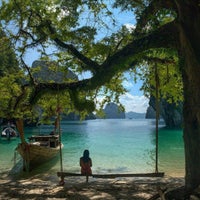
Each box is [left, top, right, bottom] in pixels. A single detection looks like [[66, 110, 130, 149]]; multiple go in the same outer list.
[[148, 186, 191, 200]]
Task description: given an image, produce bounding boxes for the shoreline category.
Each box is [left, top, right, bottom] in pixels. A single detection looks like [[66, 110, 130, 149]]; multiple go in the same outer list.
[[0, 172, 185, 199]]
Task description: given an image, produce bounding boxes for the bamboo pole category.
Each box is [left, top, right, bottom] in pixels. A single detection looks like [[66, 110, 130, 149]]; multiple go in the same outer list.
[[16, 119, 30, 171], [56, 84, 64, 182], [16, 119, 26, 143]]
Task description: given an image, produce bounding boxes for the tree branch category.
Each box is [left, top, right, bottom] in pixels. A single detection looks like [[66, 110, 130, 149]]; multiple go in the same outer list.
[[46, 20, 101, 74], [29, 21, 179, 104], [134, 0, 177, 35]]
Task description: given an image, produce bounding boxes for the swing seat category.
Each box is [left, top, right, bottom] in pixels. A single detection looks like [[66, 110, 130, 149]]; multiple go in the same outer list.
[[57, 172, 164, 183]]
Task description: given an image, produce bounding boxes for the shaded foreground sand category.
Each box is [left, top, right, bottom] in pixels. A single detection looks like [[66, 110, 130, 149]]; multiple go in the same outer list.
[[0, 172, 184, 200]]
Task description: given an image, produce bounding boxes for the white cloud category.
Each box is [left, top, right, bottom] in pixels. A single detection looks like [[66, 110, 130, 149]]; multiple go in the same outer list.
[[120, 93, 149, 113], [123, 79, 134, 89], [96, 92, 149, 113]]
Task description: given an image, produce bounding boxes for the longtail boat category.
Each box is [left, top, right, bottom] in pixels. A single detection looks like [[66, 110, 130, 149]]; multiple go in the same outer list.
[[15, 119, 63, 171], [1, 125, 18, 140]]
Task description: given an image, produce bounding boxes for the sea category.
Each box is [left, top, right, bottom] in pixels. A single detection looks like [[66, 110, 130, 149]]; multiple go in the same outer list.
[[0, 119, 185, 178]]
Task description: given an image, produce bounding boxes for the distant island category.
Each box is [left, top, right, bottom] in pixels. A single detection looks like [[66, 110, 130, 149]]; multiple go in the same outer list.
[[125, 112, 146, 119], [96, 103, 145, 119]]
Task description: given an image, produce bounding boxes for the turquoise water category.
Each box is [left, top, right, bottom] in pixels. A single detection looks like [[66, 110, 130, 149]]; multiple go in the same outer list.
[[0, 119, 185, 177]]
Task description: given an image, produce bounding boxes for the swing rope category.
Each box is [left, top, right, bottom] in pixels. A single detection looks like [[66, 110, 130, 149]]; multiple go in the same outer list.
[[56, 82, 64, 185], [155, 64, 160, 173], [57, 105, 63, 173]]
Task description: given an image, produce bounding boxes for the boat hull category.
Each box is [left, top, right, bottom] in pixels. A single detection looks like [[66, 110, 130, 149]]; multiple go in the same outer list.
[[16, 142, 63, 170]]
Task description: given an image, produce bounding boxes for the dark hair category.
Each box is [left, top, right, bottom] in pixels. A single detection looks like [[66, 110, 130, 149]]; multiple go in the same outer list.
[[82, 149, 90, 162]]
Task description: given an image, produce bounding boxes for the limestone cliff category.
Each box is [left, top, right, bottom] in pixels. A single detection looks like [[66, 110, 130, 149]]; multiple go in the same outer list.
[[102, 103, 125, 119], [146, 96, 183, 128]]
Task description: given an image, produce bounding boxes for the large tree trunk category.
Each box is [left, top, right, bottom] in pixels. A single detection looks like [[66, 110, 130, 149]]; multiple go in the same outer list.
[[183, 58, 200, 191], [177, 1, 200, 191]]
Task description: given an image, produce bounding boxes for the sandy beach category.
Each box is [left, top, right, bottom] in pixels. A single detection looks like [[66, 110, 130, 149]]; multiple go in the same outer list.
[[0, 172, 185, 200]]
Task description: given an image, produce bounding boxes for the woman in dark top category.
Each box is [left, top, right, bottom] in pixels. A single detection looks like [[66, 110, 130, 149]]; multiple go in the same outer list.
[[80, 149, 92, 176]]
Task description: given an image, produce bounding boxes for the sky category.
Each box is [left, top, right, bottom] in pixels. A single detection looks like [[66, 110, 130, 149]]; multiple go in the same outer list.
[[24, 4, 149, 114], [121, 77, 149, 113], [105, 7, 149, 113]]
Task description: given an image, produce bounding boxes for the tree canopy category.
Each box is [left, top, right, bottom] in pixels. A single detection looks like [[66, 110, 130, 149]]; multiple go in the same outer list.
[[0, 0, 182, 110]]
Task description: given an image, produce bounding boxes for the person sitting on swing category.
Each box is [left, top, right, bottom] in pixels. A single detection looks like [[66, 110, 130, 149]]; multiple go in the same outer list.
[[80, 149, 92, 180]]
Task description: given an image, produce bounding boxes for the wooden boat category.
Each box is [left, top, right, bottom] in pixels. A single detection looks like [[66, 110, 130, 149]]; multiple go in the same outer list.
[[1, 125, 18, 140], [16, 134, 63, 171]]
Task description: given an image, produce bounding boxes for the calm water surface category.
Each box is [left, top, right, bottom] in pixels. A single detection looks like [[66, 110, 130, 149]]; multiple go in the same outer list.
[[0, 119, 184, 177]]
